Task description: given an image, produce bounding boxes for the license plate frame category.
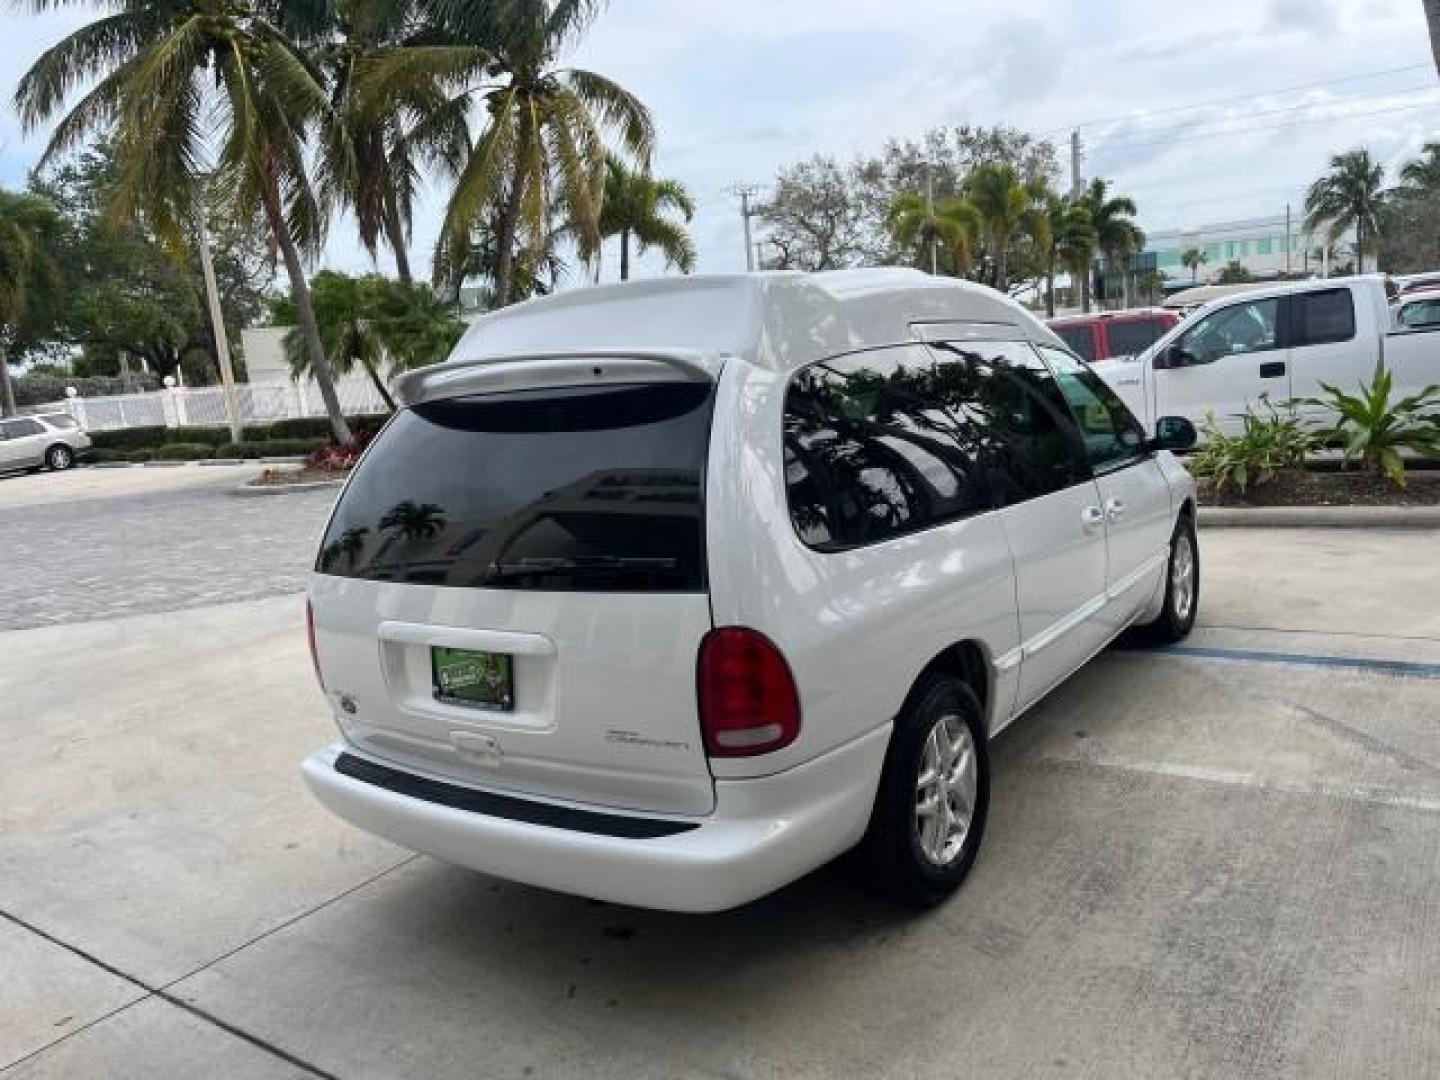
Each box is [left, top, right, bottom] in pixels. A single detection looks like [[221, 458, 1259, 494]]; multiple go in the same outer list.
[[431, 646, 514, 712]]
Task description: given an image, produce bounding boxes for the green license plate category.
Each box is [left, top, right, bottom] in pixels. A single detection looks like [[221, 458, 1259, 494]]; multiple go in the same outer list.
[[431, 647, 514, 711]]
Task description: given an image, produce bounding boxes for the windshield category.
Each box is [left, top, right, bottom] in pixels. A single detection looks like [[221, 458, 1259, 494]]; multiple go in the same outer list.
[[316, 382, 715, 592]]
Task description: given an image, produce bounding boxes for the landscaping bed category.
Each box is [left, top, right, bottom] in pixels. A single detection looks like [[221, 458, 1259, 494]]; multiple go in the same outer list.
[[1196, 467, 1440, 507], [248, 465, 351, 487]]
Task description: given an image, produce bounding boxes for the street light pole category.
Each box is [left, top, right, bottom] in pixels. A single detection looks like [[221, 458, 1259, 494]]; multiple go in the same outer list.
[[196, 207, 243, 444], [735, 186, 760, 272]]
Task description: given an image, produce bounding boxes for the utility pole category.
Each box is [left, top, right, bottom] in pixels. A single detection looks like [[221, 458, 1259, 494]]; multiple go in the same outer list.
[[732, 186, 761, 272], [925, 161, 938, 276], [1285, 203, 1292, 276], [196, 206, 243, 444], [1070, 130, 1083, 199]]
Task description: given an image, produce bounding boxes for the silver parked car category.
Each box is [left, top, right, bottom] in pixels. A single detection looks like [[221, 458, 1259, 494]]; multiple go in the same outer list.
[[0, 413, 92, 474]]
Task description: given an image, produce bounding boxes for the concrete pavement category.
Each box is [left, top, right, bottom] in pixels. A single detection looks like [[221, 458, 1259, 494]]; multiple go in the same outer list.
[[4, 481, 1440, 1079]]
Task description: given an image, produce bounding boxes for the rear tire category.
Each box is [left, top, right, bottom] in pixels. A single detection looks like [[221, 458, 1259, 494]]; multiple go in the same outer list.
[[45, 444, 75, 471], [1136, 513, 1199, 644], [860, 674, 989, 907]]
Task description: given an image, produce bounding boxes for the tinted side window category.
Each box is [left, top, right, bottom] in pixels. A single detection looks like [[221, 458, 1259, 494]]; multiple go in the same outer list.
[[1401, 298, 1440, 328], [1, 419, 44, 438], [1053, 325, 1096, 362], [1106, 319, 1169, 358], [1034, 345, 1147, 469], [1291, 288, 1355, 346]]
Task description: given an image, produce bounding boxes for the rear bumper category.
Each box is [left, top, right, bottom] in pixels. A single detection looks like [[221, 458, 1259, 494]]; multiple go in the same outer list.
[[302, 725, 890, 913]]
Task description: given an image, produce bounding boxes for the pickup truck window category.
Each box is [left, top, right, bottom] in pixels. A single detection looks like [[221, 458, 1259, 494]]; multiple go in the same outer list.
[[1400, 298, 1440, 329], [1291, 288, 1356, 346], [1035, 345, 1146, 469], [1052, 326, 1096, 362], [1177, 298, 1281, 363]]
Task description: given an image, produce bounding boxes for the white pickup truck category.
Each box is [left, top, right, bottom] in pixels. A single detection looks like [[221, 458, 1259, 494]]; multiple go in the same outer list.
[[1092, 276, 1440, 434]]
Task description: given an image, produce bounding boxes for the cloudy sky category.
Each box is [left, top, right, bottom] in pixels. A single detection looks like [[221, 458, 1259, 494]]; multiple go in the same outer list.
[[2, 0, 1436, 283]]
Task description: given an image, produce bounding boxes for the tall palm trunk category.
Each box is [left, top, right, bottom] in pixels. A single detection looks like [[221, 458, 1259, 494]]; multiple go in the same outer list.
[[0, 345, 15, 418], [620, 228, 630, 281], [493, 169, 525, 307], [382, 186, 413, 287], [262, 179, 354, 446], [1428, 0, 1440, 77], [1045, 252, 1056, 317], [360, 354, 398, 412]]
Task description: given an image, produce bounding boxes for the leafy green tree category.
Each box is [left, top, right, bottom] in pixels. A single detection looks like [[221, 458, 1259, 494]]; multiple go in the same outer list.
[[967, 163, 1049, 293], [373, 0, 653, 307], [1181, 246, 1207, 285], [1380, 142, 1440, 274], [1305, 149, 1384, 275], [15, 0, 359, 444], [757, 155, 869, 271], [888, 191, 980, 277], [1216, 260, 1254, 285], [283, 271, 465, 410], [594, 156, 695, 280], [0, 191, 63, 416], [1077, 179, 1143, 311], [1044, 197, 1096, 316]]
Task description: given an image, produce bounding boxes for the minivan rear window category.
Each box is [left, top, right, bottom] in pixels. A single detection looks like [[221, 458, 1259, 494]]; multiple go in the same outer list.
[[317, 383, 714, 592]]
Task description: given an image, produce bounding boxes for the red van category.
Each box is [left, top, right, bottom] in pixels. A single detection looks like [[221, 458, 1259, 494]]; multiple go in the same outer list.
[[1047, 308, 1181, 363]]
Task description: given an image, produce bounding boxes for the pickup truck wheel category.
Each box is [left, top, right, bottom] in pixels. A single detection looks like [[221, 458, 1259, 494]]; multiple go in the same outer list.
[[860, 674, 989, 907], [1137, 514, 1199, 644]]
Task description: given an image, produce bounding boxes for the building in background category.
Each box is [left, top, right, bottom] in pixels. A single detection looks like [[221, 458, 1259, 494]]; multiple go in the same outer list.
[[1143, 214, 1357, 290]]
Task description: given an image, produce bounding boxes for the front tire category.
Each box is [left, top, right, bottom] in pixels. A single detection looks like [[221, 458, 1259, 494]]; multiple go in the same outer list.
[[46, 444, 75, 471], [1137, 513, 1199, 644], [860, 675, 989, 907]]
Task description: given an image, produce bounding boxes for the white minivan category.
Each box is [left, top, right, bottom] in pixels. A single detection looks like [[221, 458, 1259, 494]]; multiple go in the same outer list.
[[303, 270, 1200, 911]]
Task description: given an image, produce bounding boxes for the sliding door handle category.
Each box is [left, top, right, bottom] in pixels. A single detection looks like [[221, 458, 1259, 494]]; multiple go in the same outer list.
[[1082, 505, 1105, 532]]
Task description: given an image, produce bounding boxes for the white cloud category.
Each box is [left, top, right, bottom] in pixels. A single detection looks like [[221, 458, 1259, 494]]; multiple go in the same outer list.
[[2, 0, 1436, 280]]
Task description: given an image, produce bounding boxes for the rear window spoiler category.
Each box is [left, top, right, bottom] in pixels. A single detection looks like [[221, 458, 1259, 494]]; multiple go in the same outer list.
[[394, 348, 726, 407]]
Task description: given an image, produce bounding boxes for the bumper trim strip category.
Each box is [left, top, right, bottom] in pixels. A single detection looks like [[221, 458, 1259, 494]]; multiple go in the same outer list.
[[334, 752, 701, 840]]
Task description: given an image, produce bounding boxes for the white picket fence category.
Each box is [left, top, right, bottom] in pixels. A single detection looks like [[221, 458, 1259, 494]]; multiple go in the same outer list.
[[25, 377, 390, 432]]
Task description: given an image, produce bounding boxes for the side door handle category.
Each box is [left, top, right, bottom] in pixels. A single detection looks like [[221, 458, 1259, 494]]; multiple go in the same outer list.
[[1259, 361, 1286, 378], [1104, 498, 1126, 522], [1082, 505, 1105, 532]]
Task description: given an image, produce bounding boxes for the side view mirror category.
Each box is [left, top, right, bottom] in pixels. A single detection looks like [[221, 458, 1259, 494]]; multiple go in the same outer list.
[[1149, 415, 1197, 453], [1154, 345, 1209, 369]]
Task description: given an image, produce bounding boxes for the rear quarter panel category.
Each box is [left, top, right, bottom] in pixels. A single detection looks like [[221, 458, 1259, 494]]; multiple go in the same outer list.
[[704, 356, 1022, 779]]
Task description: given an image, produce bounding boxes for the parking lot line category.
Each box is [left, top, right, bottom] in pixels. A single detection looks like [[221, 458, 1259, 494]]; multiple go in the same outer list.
[[1135, 644, 1440, 680]]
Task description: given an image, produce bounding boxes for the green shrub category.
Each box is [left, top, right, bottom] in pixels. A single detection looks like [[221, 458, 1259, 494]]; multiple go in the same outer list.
[[152, 442, 215, 461], [214, 441, 268, 459], [92, 426, 170, 452], [260, 437, 328, 457], [126, 449, 154, 463], [266, 414, 387, 440], [87, 448, 123, 464], [166, 426, 231, 446], [1300, 370, 1440, 487], [1188, 398, 1315, 494]]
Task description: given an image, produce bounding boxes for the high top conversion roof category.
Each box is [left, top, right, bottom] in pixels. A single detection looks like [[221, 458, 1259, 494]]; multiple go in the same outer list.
[[396, 269, 1062, 406]]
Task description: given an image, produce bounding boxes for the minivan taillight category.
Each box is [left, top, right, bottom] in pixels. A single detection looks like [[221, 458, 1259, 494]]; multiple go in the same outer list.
[[305, 598, 324, 691], [697, 628, 800, 757]]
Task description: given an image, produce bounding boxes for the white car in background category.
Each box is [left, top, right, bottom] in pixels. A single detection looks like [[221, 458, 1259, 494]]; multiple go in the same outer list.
[[1396, 287, 1440, 331], [302, 270, 1199, 912], [0, 413, 90, 474]]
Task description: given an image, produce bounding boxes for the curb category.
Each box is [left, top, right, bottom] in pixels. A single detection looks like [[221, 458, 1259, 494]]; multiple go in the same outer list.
[[1199, 505, 1440, 528], [231, 478, 344, 497]]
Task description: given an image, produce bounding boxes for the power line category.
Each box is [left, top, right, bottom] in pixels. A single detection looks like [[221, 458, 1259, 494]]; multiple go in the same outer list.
[[1047, 62, 1433, 134], [1091, 98, 1440, 155], [1090, 86, 1438, 149]]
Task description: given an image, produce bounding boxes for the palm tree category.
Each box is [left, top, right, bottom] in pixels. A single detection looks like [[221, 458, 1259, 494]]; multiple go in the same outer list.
[[888, 192, 981, 277], [318, 0, 469, 287], [0, 192, 62, 417], [1078, 179, 1143, 311], [15, 1, 358, 445], [1181, 247, 1207, 285], [375, 0, 654, 308], [967, 164, 1049, 293], [1043, 197, 1096, 317], [1400, 141, 1440, 193], [285, 271, 465, 409], [595, 156, 695, 281], [1305, 149, 1385, 275]]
